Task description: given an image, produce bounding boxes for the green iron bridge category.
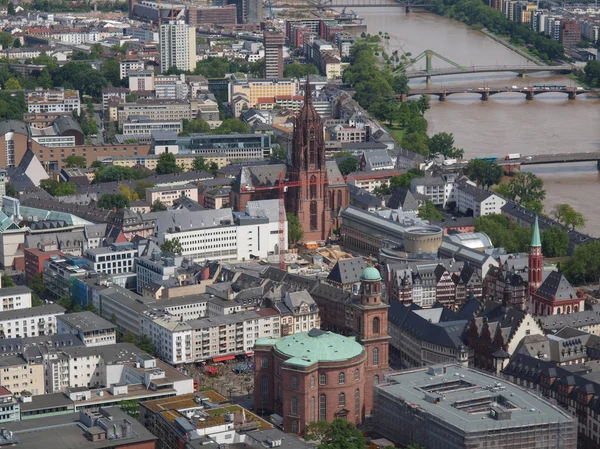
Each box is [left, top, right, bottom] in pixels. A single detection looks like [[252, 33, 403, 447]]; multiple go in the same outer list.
[[394, 50, 575, 83]]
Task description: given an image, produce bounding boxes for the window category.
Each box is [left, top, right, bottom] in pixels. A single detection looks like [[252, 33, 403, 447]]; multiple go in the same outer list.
[[261, 357, 269, 369], [355, 389, 360, 418], [373, 317, 380, 334], [310, 396, 315, 422], [374, 375, 380, 385], [373, 348, 379, 366], [339, 372, 345, 385], [355, 369, 359, 381], [310, 376, 315, 388], [319, 373, 327, 385], [261, 376, 268, 404], [291, 396, 298, 414], [339, 393, 345, 407], [291, 375, 298, 389], [319, 394, 326, 421]]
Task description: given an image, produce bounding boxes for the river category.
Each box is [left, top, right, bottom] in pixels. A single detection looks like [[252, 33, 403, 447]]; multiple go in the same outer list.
[[348, 7, 600, 237]]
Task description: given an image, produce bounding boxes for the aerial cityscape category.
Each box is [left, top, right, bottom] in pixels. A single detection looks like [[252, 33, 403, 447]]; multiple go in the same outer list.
[[0, 0, 598, 447]]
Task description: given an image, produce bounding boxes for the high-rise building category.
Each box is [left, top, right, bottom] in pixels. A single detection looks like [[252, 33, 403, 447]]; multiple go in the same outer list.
[[159, 21, 197, 73], [225, 0, 247, 24], [246, 0, 262, 24], [263, 29, 285, 78]]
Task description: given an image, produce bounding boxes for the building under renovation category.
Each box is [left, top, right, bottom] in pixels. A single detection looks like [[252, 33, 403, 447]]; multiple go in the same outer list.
[[372, 364, 576, 449]]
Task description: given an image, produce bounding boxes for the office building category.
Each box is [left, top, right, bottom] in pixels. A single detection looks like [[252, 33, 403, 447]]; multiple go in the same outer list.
[[117, 100, 193, 128], [84, 242, 138, 276], [246, 0, 262, 24], [560, 19, 581, 45], [57, 311, 117, 347], [154, 74, 189, 100], [186, 5, 237, 26], [159, 21, 197, 73], [264, 30, 285, 78], [1, 407, 157, 449], [122, 116, 182, 137], [0, 387, 19, 423], [373, 365, 577, 449], [145, 184, 199, 206], [230, 77, 299, 107]]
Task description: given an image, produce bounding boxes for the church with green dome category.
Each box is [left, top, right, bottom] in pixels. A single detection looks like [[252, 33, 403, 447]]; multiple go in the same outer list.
[[254, 266, 389, 435]]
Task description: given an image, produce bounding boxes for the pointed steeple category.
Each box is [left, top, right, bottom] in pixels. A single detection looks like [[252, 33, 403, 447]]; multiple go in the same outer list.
[[304, 75, 312, 106], [531, 215, 541, 247]]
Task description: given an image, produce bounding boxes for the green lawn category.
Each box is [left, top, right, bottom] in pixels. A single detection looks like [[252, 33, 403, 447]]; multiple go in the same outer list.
[[386, 124, 405, 144]]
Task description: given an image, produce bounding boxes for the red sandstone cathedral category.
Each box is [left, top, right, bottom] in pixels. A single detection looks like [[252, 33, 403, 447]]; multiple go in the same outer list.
[[230, 78, 349, 242]]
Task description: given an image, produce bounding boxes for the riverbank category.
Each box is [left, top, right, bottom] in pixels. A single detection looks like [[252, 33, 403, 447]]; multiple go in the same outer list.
[[479, 29, 545, 66]]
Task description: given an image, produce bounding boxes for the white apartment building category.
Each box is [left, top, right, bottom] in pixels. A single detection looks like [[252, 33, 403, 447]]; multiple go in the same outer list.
[[57, 311, 117, 347], [0, 305, 65, 339], [154, 74, 190, 100], [159, 21, 197, 73], [128, 70, 155, 92], [26, 88, 81, 114], [141, 310, 280, 365], [245, 199, 288, 260], [119, 59, 146, 79], [456, 182, 507, 218], [117, 100, 193, 128], [135, 253, 181, 294], [123, 117, 182, 137], [84, 242, 138, 275], [0, 286, 32, 312]]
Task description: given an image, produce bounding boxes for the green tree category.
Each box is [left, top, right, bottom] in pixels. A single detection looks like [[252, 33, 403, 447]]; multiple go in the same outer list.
[[1, 274, 15, 287], [90, 42, 104, 59], [418, 200, 444, 220], [155, 152, 183, 175], [337, 158, 359, 175], [508, 172, 545, 204], [161, 238, 183, 255], [283, 62, 319, 78], [13, 38, 21, 48], [5, 183, 17, 198], [110, 313, 118, 325], [305, 421, 332, 441], [428, 132, 464, 159], [583, 60, 600, 87], [134, 180, 155, 199], [39, 179, 77, 196], [180, 118, 211, 136], [552, 203, 586, 230], [467, 160, 504, 190], [64, 155, 86, 168], [100, 58, 121, 87], [58, 295, 73, 311], [542, 226, 569, 258], [192, 156, 208, 172], [7, 2, 16, 15], [136, 334, 155, 355], [30, 273, 46, 296], [476, 214, 533, 253], [85, 302, 98, 313], [562, 241, 600, 285], [287, 213, 303, 245], [4, 78, 21, 90], [0, 33, 13, 49], [318, 419, 365, 449], [401, 132, 430, 156], [118, 183, 139, 202], [97, 193, 130, 210], [209, 162, 219, 174], [31, 294, 44, 307], [151, 200, 167, 212]]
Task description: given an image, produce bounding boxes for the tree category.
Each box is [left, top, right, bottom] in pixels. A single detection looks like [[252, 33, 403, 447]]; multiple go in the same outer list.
[[31, 294, 44, 307], [155, 152, 183, 175], [467, 160, 504, 190], [136, 334, 155, 355], [583, 60, 600, 87], [180, 118, 211, 136], [118, 183, 140, 202], [418, 200, 443, 220], [134, 180, 155, 199], [5, 183, 17, 198], [542, 226, 569, 258], [13, 38, 21, 48], [110, 313, 118, 325], [100, 59, 121, 87], [151, 200, 167, 212], [287, 213, 303, 245], [318, 419, 365, 449], [552, 204, 586, 230], [562, 241, 600, 285], [209, 162, 219, 174], [1, 274, 15, 287], [64, 155, 86, 168], [475, 214, 533, 253], [161, 238, 183, 255], [40, 179, 77, 196], [283, 62, 319, 78], [305, 421, 331, 441], [85, 302, 98, 314], [0, 33, 13, 49], [30, 273, 46, 296], [192, 156, 208, 172], [428, 132, 464, 159], [401, 132, 430, 156], [338, 158, 359, 175], [58, 295, 73, 311], [508, 172, 545, 204], [4, 78, 21, 90], [97, 193, 130, 210], [7, 2, 16, 15]]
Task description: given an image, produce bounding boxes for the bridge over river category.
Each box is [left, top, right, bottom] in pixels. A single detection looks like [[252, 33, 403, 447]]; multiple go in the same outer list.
[[404, 86, 593, 101]]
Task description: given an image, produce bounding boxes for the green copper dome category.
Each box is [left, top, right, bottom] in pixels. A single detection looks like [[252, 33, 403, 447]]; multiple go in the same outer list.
[[361, 266, 381, 281], [263, 329, 364, 367]]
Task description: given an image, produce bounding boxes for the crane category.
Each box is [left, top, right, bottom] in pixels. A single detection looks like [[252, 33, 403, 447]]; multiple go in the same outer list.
[[240, 170, 343, 270]]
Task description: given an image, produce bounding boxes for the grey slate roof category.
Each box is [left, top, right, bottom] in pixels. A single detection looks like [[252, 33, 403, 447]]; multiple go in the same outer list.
[[52, 115, 83, 135], [387, 188, 420, 211], [327, 257, 366, 286], [534, 271, 577, 302], [58, 311, 115, 332]]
